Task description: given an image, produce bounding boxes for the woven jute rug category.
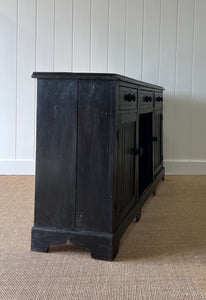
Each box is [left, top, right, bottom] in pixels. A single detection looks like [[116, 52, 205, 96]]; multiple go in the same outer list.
[[0, 175, 205, 299]]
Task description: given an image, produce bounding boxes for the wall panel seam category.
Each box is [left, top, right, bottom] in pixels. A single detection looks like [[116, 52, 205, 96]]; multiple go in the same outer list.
[[53, 0, 55, 71], [71, 0, 74, 71], [158, 0, 162, 85], [107, 0, 110, 73], [141, 0, 144, 81], [173, 0, 179, 160], [34, 0, 37, 72], [124, 0, 128, 75], [15, 0, 19, 160], [189, 0, 196, 160], [89, 0, 92, 72], [33, 0, 37, 160]]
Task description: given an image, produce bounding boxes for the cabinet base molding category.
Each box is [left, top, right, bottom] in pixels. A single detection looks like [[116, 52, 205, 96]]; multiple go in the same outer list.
[[31, 226, 119, 261], [31, 167, 165, 261]]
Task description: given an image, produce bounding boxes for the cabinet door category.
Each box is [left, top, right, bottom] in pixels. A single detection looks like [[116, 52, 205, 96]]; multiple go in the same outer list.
[[153, 109, 163, 176], [76, 80, 114, 233], [116, 113, 139, 226], [35, 79, 77, 229], [139, 112, 153, 196]]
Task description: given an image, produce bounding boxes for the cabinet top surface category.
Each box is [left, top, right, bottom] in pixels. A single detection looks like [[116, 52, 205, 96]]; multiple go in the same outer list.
[[32, 72, 164, 90]]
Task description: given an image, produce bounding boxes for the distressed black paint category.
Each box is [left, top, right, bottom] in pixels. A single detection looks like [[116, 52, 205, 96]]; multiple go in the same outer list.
[[31, 72, 165, 261]]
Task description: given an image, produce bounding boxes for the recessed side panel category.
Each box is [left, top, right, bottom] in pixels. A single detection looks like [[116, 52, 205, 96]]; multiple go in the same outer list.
[[35, 79, 77, 229], [76, 80, 115, 233]]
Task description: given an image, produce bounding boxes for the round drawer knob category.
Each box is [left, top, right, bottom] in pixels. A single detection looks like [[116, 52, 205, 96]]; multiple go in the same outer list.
[[144, 96, 152, 102], [125, 93, 136, 102], [156, 96, 163, 102]]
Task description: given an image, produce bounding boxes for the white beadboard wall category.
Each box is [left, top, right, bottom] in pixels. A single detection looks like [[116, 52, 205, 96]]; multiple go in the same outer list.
[[0, 0, 206, 175]]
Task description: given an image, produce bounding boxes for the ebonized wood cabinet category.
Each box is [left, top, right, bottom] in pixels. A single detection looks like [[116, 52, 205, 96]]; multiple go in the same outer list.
[[31, 73, 165, 261]]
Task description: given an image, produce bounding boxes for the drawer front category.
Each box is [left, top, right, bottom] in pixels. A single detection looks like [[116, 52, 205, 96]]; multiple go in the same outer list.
[[119, 86, 137, 110], [154, 92, 163, 107], [139, 90, 153, 109]]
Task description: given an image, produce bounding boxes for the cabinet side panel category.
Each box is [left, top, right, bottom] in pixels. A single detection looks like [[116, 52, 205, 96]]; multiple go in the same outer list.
[[35, 79, 77, 229], [76, 80, 114, 233]]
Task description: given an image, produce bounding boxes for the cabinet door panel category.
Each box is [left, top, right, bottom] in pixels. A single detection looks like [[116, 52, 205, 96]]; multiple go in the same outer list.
[[76, 80, 113, 233], [153, 109, 163, 175], [35, 79, 77, 229], [116, 113, 138, 226]]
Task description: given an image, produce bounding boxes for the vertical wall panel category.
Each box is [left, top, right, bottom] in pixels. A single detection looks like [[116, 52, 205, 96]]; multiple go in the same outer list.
[[0, 0, 17, 159], [142, 0, 161, 84], [159, 0, 178, 160], [1, 0, 206, 174], [36, 0, 55, 71], [173, 0, 195, 160], [108, 0, 126, 74], [125, 0, 143, 80], [16, 0, 36, 159], [73, 0, 91, 72], [54, 0, 73, 71], [190, 0, 206, 159], [91, 0, 108, 72]]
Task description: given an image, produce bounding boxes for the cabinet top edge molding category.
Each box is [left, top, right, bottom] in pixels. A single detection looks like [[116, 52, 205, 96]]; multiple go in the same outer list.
[[32, 72, 164, 90]]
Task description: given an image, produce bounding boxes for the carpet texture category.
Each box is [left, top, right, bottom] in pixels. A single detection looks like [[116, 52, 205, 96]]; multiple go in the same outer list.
[[0, 175, 205, 299]]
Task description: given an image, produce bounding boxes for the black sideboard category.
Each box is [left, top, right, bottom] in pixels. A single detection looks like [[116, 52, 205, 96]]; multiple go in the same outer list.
[[31, 72, 165, 260]]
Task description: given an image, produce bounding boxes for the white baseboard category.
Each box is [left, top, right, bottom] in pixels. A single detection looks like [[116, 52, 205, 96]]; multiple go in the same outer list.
[[0, 159, 35, 175], [1, 159, 206, 176], [164, 160, 206, 175]]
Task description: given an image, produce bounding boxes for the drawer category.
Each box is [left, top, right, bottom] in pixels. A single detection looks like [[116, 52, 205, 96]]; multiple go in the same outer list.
[[119, 86, 137, 110], [154, 92, 163, 107], [139, 90, 153, 108]]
